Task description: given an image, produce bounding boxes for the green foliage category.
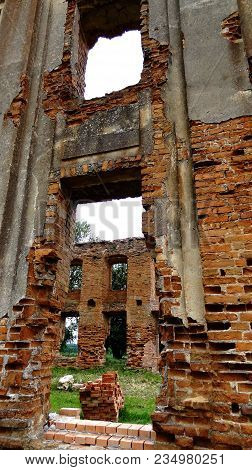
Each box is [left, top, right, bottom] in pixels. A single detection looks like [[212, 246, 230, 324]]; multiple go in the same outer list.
[[50, 389, 80, 412], [75, 220, 99, 243], [50, 358, 161, 424], [69, 265, 82, 291], [60, 317, 78, 355], [105, 315, 126, 359], [111, 263, 128, 290], [60, 343, 78, 357], [120, 396, 156, 424]]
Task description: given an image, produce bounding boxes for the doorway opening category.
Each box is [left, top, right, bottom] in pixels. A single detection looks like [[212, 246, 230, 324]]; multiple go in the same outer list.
[[105, 312, 127, 360], [60, 314, 79, 357]]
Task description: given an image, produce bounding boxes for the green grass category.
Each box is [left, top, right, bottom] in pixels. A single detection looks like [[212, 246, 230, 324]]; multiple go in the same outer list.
[[60, 344, 78, 357], [50, 356, 161, 424]]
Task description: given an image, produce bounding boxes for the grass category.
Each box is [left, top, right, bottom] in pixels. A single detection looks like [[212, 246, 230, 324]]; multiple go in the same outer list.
[[50, 356, 161, 424], [60, 344, 78, 357]]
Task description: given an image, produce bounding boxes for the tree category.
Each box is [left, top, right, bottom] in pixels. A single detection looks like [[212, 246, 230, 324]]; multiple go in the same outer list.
[[75, 220, 99, 243], [60, 317, 79, 356], [111, 263, 128, 290], [69, 264, 82, 291], [69, 220, 100, 291], [105, 314, 127, 359]]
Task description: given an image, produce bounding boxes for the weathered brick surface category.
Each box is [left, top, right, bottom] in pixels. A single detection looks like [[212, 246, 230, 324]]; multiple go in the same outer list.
[[80, 372, 124, 422], [0, 0, 251, 451], [0, 183, 74, 447], [57, 238, 159, 370], [154, 116, 252, 450]]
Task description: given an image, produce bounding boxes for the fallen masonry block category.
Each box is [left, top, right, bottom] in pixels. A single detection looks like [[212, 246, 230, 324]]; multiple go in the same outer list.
[[59, 408, 81, 418], [80, 372, 124, 422], [57, 375, 74, 391]]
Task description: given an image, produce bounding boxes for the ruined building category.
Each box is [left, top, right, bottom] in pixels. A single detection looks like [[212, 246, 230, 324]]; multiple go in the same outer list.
[[0, 0, 251, 450], [56, 238, 159, 370]]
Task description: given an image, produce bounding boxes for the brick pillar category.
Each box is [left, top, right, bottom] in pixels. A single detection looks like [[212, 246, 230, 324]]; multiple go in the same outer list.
[[127, 252, 158, 370], [77, 255, 108, 368], [0, 246, 62, 449]]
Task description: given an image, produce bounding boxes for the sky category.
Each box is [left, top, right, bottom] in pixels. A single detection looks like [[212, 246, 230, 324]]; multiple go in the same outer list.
[[77, 197, 144, 241], [84, 30, 143, 99], [77, 31, 144, 241]]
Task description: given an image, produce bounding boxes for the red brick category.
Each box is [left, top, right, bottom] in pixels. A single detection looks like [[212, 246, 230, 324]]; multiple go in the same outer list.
[[86, 422, 97, 432], [144, 440, 154, 449], [59, 408, 80, 418], [85, 434, 98, 445], [117, 424, 132, 436], [139, 425, 152, 439], [128, 424, 143, 437], [64, 433, 76, 444], [106, 423, 120, 434], [55, 421, 66, 430], [44, 431, 55, 441], [96, 435, 109, 447], [95, 421, 110, 434], [65, 421, 77, 431], [120, 437, 132, 449], [132, 439, 145, 450], [108, 436, 122, 447], [75, 434, 87, 445], [54, 432, 66, 442]]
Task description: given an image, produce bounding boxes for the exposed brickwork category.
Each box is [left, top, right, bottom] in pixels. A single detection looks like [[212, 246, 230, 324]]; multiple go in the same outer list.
[[80, 372, 124, 421], [0, 0, 251, 451], [4, 74, 29, 127], [0, 246, 62, 448], [221, 11, 242, 43], [43, 411, 155, 449], [0, 182, 74, 448], [58, 238, 159, 370], [54, 355, 77, 367], [154, 116, 252, 450], [43, 0, 88, 116], [43, 0, 169, 123]]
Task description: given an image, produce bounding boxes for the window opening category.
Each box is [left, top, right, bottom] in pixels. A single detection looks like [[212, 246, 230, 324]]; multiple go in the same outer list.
[[111, 262, 128, 291], [69, 262, 83, 291], [60, 316, 79, 357], [85, 31, 143, 99], [76, 197, 144, 242]]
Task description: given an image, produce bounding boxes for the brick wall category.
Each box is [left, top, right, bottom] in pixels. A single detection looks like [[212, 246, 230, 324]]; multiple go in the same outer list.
[[61, 239, 159, 370], [153, 116, 252, 450], [193, 117, 252, 448], [0, 182, 75, 448], [0, 0, 251, 450]]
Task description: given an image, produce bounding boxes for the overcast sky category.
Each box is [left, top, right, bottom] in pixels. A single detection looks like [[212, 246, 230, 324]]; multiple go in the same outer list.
[[77, 31, 144, 241], [77, 198, 144, 241], [85, 31, 143, 99]]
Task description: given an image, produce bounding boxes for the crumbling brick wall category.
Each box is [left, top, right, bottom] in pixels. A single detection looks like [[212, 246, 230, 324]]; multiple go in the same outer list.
[[0, 182, 75, 448], [0, 0, 251, 451], [59, 238, 159, 370], [80, 372, 124, 421], [153, 116, 252, 451], [193, 117, 252, 448]]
